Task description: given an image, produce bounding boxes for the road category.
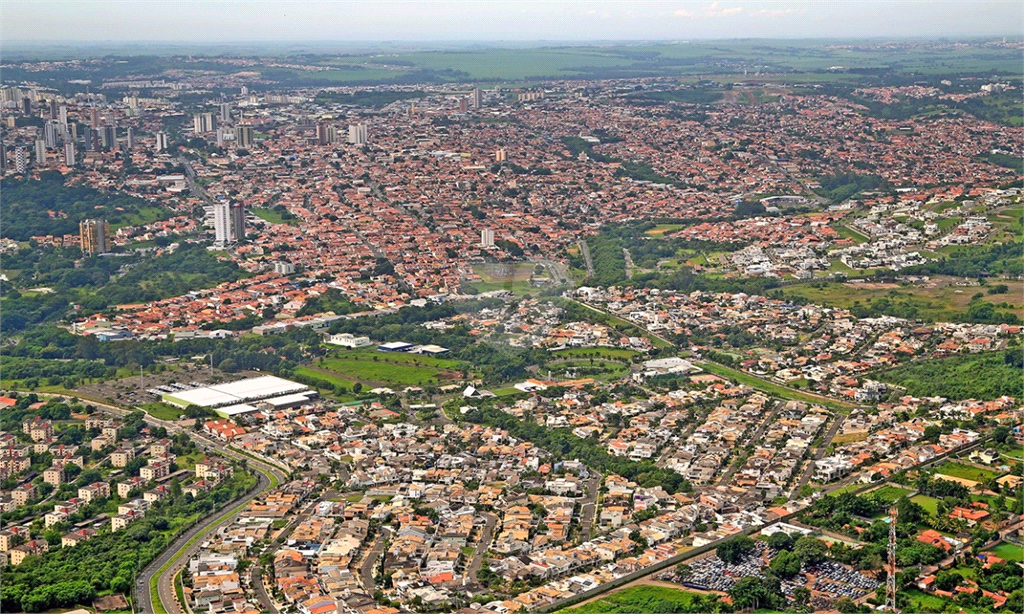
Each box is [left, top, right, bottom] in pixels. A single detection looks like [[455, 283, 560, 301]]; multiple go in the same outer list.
[[794, 412, 848, 491], [579, 240, 595, 278], [247, 492, 332, 613], [715, 400, 783, 486], [578, 474, 602, 542], [622, 248, 635, 280], [23, 392, 288, 614], [467, 512, 498, 583], [358, 529, 391, 593]]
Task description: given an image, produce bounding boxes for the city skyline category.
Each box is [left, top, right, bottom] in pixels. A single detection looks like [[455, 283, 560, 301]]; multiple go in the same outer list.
[[2, 1, 1022, 43]]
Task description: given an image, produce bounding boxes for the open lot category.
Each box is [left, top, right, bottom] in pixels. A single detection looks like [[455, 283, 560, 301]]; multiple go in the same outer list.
[[869, 485, 914, 503], [910, 494, 941, 516], [934, 461, 1000, 483], [781, 277, 1024, 322]]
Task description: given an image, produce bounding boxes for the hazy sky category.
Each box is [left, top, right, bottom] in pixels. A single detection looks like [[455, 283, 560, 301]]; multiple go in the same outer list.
[[2, 1, 1021, 42]]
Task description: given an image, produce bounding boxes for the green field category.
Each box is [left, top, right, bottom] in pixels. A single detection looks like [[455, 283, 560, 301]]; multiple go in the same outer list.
[[560, 585, 703, 614], [251, 207, 294, 225], [877, 351, 1024, 402], [870, 485, 914, 503], [317, 356, 457, 387], [550, 359, 629, 381], [836, 225, 870, 244], [780, 279, 1024, 323], [550, 347, 640, 361], [139, 402, 184, 421], [934, 461, 1000, 483], [695, 360, 856, 410], [986, 541, 1024, 563], [645, 224, 684, 237], [910, 494, 941, 516], [904, 588, 951, 611]]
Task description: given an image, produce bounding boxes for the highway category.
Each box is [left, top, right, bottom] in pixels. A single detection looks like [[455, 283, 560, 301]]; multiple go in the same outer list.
[[22, 391, 288, 614]]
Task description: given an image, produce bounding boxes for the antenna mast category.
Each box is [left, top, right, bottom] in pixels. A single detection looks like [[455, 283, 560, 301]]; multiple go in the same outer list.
[[886, 505, 899, 612]]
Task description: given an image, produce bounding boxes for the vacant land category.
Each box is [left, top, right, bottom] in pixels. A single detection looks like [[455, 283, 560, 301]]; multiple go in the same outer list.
[[877, 351, 1023, 401], [550, 347, 640, 361], [317, 356, 461, 387], [910, 494, 941, 516], [139, 402, 184, 421], [560, 584, 704, 614], [934, 461, 1000, 483], [781, 277, 1024, 323], [869, 485, 914, 502]]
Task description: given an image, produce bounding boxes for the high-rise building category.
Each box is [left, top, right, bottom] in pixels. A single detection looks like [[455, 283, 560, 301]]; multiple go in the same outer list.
[[80, 219, 110, 255], [59, 105, 68, 126], [193, 112, 216, 134], [495, 149, 507, 162], [43, 121, 59, 148], [213, 201, 232, 246], [64, 142, 76, 166], [233, 126, 253, 149], [213, 202, 246, 246], [21, 97, 31, 115], [230, 203, 246, 243], [472, 88, 482, 109], [125, 127, 135, 148], [48, 99, 59, 120], [316, 122, 336, 145], [0, 142, 7, 172], [100, 125, 116, 150], [155, 131, 169, 152], [240, 86, 249, 96], [89, 108, 101, 129], [480, 228, 495, 248], [348, 123, 367, 145], [35, 139, 47, 165], [15, 147, 28, 173], [219, 103, 232, 123], [83, 127, 94, 151], [459, 97, 469, 113]]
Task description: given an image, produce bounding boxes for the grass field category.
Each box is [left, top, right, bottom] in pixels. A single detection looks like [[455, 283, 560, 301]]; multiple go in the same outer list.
[[550, 359, 628, 381], [934, 462, 1000, 483], [139, 402, 184, 421], [870, 485, 914, 502], [550, 347, 640, 361], [695, 360, 856, 410], [645, 224, 684, 237], [986, 541, 1024, 563], [318, 357, 455, 387], [836, 225, 870, 244], [251, 207, 295, 225], [910, 494, 941, 516], [905, 588, 951, 611], [293, 365, 358, 389], [831, 432, 868, 445], [560, 585, 703, 614]]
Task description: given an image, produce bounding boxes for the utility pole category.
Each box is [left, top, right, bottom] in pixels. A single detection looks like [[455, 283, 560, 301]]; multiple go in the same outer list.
[[886, 505, 899, 612]]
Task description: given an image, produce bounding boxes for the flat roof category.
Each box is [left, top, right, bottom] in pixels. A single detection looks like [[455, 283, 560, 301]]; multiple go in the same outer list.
[[163, 375, 309, 408], [216, 403, 260, 416]]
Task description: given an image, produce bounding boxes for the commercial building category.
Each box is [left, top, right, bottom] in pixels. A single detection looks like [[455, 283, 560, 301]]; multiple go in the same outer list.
[[160, 375, 314, 414]]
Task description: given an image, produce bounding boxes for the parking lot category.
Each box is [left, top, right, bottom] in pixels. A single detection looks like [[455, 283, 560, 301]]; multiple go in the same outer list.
[[659, 541, 879, 606], [75, 363, 245, 408]]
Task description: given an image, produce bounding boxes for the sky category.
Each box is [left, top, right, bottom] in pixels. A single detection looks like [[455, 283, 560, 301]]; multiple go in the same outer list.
[[2, 0, 1021, 42]]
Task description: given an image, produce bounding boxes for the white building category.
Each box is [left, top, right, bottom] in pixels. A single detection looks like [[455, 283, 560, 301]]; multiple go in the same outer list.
[[326, 333, 372, 348], [480, 228, 495, 248]]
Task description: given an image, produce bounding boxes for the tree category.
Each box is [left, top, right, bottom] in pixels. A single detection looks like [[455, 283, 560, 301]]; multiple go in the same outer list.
[[834, 596, 860, 613], [769, 549, 802, 579], [717, 535, 755, 564], [793, 536, 828, 567], [767, 531, 794, 551]]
